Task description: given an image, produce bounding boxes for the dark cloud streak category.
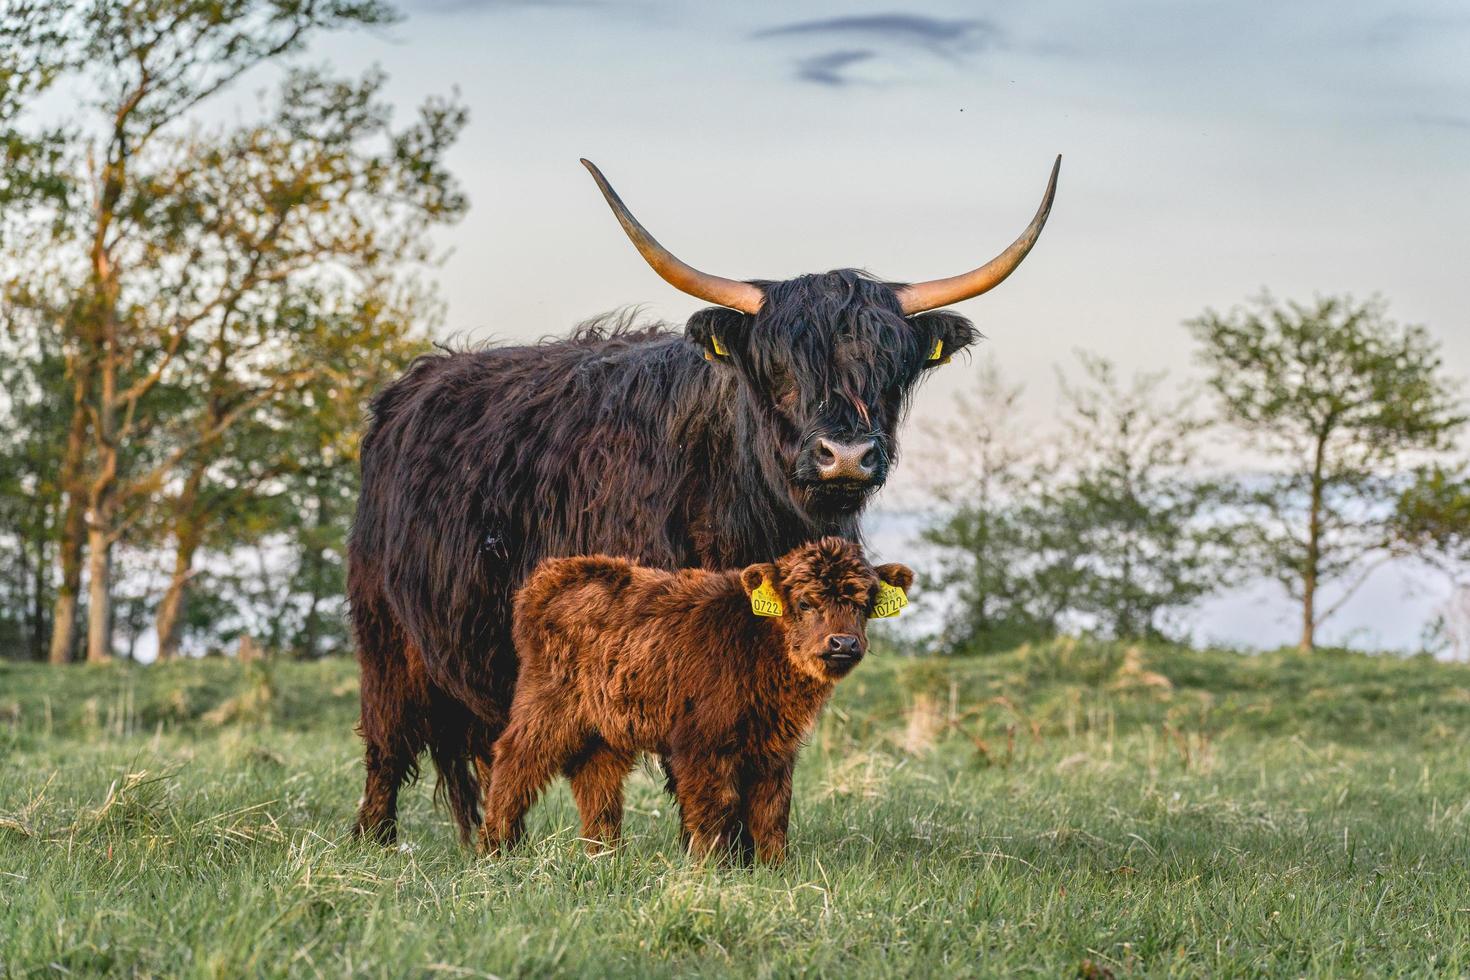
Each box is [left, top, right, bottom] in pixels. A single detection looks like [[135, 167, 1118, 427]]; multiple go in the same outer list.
[[751, 13, 1003, 58], [795, 49, 878, 87], [750, 13, 1005, 87]]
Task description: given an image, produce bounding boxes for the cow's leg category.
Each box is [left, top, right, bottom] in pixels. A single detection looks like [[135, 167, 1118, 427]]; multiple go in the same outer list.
[[426, 694, 493, 846], [420, 621, 517, 843], [351, 587, 432, 845], [742, 757, 795, 866], [355, 740, 417, 845], [668, 750, 740, 862], [566, 739, 635, 853], [478, 708, 580, 855]]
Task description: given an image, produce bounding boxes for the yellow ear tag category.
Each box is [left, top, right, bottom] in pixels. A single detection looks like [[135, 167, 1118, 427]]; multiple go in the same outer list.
[[928, 338, 946, 363], [870, 582, 909, 619], [750, 578, 784, 617], [710, 335, 729, 357]]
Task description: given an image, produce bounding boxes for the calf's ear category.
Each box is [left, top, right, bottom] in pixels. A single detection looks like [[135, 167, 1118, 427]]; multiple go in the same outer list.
[[687, 307, 751, 363], [874, 563, 915, 591], [910, 311, 979, 369], [739, 563, 779, 595]]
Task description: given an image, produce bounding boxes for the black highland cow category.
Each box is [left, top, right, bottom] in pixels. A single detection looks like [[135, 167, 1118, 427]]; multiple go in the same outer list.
[[349, 157, 1061, 843]]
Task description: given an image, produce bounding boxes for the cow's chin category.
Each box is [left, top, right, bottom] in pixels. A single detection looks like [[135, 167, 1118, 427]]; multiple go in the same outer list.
[[793, 479, 879, 519]]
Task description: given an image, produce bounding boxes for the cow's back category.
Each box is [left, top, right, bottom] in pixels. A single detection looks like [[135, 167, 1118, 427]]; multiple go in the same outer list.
[[350, 325, 727, 707]]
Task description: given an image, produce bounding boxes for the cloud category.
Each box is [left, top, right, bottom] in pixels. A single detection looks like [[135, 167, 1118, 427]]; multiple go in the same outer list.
[[795, 49, 879, 87], [750, 13, 1005, 86], [751, 13, 1003, 58]]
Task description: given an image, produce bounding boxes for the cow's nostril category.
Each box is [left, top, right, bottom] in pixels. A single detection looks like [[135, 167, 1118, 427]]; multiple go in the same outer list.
[[826, 634, 860, 656], [814, 437, 879, 482]]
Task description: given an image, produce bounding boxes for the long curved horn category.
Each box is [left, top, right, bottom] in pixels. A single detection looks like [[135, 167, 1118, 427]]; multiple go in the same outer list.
[[897, 156, 1061, 315], [581, 159, 765, 315]]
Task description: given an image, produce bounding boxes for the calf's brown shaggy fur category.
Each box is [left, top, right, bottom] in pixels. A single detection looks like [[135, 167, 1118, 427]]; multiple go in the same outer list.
[[480, 537, 913, 863]]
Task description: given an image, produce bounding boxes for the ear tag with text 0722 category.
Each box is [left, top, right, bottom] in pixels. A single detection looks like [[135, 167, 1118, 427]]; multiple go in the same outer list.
[[870, 582, 909, 619], [750, 578, 783, 617]]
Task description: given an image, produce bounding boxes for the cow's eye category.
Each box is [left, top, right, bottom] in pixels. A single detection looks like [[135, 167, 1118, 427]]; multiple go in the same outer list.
[[795, 597, 815, 614], [769, 362, 796, 403]]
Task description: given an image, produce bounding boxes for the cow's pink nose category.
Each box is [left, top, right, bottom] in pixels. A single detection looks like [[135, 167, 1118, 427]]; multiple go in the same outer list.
[[814, 437, 878, 481]]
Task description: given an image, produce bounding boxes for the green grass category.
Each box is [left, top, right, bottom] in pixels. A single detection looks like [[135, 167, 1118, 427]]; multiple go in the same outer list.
[[3, 642, 1470, 977]]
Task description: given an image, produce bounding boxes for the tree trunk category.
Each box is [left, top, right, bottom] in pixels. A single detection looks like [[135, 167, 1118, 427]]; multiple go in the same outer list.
[[84, 386, 119, 665], [30, 531, 49, 661], [154, 466, 206, 662], [79, 107, 128, 667], [297, 481, 331, 660], [85, 522, 112, 663], [153, 557, 191, 663], [1298, 433, 1328, 653], [1298, 569, 1316, 652], [48, 386, 90, 664], [49, 588, 79, 664]]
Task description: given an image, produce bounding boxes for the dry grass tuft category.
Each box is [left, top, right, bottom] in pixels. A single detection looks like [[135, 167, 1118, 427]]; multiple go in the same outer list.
[[1109, 646, 1174, 696], [899, 693, 944, 756]]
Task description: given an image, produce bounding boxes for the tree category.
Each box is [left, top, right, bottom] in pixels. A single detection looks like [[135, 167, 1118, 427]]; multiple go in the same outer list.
[[921, 353, 1225, 651], [1393, 465, 1470, 658], [920, 358, 1067, 651], [1190, 295, 1464, 651], [1053, 354, 1230, 641], [151, 285, 431, 659], [2, 0, 465, 661]]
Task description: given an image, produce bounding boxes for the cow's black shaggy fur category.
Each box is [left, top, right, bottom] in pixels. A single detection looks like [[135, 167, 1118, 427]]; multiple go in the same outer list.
[[349, 269, 977, 843]]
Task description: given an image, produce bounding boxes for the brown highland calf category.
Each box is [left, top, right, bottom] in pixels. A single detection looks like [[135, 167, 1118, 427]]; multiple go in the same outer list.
[[480, 537, 914, 864]]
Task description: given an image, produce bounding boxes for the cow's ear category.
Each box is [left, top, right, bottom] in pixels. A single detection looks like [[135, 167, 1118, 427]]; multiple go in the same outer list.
[[874, 562, 915, 591], [910, 311, 980, 369], [686, 307, 750, 363], [739, 562, 779, 596]]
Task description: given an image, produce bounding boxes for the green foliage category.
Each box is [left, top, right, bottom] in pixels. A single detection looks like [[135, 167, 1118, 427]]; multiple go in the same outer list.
[[920, 358, 1064, 650], [1394, 464, 1470, 568], [0, 0, 461, 659], [1189, 295, 1464, 649], [3, 648, 1470, 975], [0, 279, 69, 658]]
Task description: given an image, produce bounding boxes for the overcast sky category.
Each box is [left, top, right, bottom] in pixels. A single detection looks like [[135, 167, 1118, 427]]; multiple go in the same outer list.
[[303, 0, 1468, 649], [306, 0, 1469, 394]]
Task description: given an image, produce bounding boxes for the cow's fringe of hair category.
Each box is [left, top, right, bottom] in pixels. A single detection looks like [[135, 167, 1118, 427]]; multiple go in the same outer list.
[[430, 741, 480, 844]]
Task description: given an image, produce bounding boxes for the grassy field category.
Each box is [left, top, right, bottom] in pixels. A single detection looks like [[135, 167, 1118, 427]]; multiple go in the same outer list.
[[3, 642, 1470, 977]]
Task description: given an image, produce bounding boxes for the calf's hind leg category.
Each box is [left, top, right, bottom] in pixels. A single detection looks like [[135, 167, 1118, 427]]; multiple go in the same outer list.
[[479, 710, 582, 855], [566, 739, 635, 852]]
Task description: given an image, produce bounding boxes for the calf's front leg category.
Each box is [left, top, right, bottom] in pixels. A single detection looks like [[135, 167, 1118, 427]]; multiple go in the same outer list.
[[668, 750, 740, 861], [743, 758, 795, 866]]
